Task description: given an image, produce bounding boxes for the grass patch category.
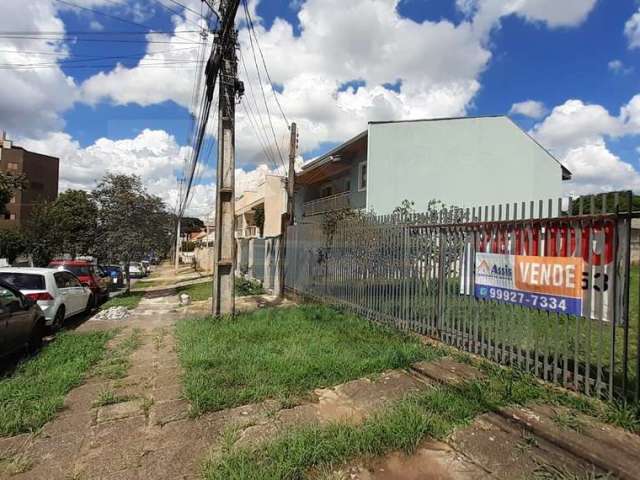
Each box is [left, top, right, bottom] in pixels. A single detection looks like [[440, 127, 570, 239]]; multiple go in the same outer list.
[[133, 279, 162, 289], [532, 463, 611, 480], [92, 388, 134, 408], [235, 277, 265, 297], [0, 331, 114, 436], [176, 281, 212, 302], [93, 329, 143, 380], [100, 291, 145, 311], [176, 305, 444, 414], [0, 450, 33, 476]]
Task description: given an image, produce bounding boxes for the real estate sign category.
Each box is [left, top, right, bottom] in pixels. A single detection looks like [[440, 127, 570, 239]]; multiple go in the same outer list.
[[474, 253, 584, 315]]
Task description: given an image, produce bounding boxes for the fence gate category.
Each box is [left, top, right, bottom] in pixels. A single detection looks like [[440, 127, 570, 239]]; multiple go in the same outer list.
[[285, 192, 638, 403]]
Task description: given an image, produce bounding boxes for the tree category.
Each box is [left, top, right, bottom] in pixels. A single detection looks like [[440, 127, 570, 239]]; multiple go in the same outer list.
[[0, 172, 27, 215], [0, 229, 27, 263], [49, 190, 98, 257], [253, 204, 265, 236], [180, 217, 205, 235], [92, 174, 172, 290], [23, 202, 59, 266]]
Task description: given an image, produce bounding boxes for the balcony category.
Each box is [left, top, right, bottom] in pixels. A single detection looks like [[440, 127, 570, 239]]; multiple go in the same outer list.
[[303, 191, 352, 216], [235, 225, 259, 238]]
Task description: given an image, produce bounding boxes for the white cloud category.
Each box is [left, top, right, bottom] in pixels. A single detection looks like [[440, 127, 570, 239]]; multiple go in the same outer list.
[[625, 8, 640, 49], [531, 95, 640, 195], [509, 100, 546, 119], [608, 59, 632, 75], [0, 0, 77, 138], [457, 0, 597, 37], [89, 20, 104, 31]]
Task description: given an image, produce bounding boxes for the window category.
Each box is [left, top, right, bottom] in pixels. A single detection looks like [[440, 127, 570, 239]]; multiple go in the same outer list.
[[357, 161, 367, 191], [54, 272, 66, 289], [3, 212, 15, 220], [0, 273, 45, 290], [320, 183, 333, 198], [7, 162, 18, 171], [0, 285, 22, 311], [64, 272, 82, 288]]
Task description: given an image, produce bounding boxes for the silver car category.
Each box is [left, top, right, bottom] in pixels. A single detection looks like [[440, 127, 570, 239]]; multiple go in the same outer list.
[[0, 268, 92, 330]]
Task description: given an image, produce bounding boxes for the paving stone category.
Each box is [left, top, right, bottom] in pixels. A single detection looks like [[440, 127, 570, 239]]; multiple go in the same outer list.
[[97, 399, 146, 423], [152, 384, 183, 403], [149, 399, 190, 426], [412, 357, 484, 385]]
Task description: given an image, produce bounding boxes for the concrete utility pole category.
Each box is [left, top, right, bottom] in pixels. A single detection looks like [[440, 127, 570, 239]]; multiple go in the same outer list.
[[174, 218, 181, 272], [276, 122, 298, 297], [211, 0, 242, 316]]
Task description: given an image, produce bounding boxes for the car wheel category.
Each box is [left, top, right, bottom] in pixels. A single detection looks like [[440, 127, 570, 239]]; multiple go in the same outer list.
[[85, 294, 96, 313], [52, 306, 65, 332], [29, 318, 46, 352]]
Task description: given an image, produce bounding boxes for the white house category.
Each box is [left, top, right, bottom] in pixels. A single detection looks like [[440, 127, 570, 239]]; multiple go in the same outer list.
[[294, 115, 571, 219]]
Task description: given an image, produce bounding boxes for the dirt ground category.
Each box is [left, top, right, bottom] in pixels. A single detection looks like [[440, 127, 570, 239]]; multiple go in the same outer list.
[[0, 264, 639, 480]]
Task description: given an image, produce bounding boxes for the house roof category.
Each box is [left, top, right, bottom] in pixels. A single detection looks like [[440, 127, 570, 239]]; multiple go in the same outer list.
[[299, 115, 572, 180]]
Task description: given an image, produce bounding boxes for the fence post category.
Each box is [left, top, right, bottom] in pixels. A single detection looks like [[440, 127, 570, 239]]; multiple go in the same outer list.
[[436, 228, 446, 338], [264, 238, 273, 291], [248, 238, 255, 280], [273, 236, 283, 296]]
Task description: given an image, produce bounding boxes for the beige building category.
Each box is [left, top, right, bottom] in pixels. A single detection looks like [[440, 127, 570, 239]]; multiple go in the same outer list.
[[235, 175, 287, 239]]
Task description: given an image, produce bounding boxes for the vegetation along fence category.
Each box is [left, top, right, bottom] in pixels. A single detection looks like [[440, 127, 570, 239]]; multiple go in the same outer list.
[[285, 192, 639, 403]]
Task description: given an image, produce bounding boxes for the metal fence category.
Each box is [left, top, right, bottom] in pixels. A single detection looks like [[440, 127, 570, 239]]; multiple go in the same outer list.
[[285, 192, 638, 403]]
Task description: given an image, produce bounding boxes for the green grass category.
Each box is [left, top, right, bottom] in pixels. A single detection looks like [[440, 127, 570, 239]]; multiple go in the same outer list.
[[176, 277, 265, 303], [100, 291, 145, 311], [0, 331, 114, 436], [92, 388, 134, 408], [235, 277, 265, 297], [202, 364, 550, 480], [133, 279, 162, 289], [176, 305, 444, 415], [177, 281, 212, 302], [93, 329, 143, 380], [203, 356, 635, 480]]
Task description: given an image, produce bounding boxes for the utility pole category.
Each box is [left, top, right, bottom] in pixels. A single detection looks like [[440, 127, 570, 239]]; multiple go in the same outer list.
[[210, 0, 242, 316], [174, 217, 181, 272], [276, 122, 298, 297]]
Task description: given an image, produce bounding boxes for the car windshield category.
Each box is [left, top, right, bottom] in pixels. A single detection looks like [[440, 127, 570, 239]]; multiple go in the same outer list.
[[0, 273, 46, 290], [61, 265, 92, 276]]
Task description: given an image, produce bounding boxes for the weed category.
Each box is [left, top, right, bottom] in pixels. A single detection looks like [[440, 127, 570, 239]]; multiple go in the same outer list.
[[176, 305, 444, 415], [93, 330, 143, 380], [0, 450, 33, 475], [0, 331, 114, 436], [552, 411, 585, 433], [141, 397, 154, 418], [92, 389, 134, 408], [532, 463, 611, 480], [235, 277, 265, 297]]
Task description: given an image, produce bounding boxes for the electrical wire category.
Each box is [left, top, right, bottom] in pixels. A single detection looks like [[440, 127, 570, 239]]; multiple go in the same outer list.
[[241, 5, 286, 170], [241, 0, 288, 128]]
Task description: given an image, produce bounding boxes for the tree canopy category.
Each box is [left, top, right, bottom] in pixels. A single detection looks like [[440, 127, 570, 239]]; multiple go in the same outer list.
[[0, 172, 27, 215]]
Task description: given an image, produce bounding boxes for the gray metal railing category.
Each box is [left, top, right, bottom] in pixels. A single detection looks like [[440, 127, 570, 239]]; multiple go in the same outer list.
[[303, 191, 351, 216], [285, 192, 638, 403]]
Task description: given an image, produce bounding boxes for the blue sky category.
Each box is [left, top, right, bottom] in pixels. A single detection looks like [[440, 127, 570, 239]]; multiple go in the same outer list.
[[2, 0, 640, 216]]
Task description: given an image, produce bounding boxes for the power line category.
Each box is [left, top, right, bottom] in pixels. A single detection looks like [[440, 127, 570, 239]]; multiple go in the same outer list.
[[152, 0, 207, 30], [0, 36, 200, 44], [241, 4, 286, 170], [242, 0, 288, 128]]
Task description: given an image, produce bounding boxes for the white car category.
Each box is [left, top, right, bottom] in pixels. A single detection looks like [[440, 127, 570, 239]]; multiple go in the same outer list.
[[128, 263, 145, 278], [0, 268, 92, 329]]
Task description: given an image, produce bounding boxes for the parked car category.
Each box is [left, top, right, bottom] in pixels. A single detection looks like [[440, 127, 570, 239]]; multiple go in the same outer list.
[[101, 265, 124, 289], [47, 259, 109, 305], [128, 262, 145, 279], [0, 279, 47, 357], [141, 260, 151, 275], [0, 268, 93, 330]]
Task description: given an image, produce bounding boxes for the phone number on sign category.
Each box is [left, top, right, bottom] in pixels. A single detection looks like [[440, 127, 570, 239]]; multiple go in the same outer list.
[[478, 287, 570, 312]]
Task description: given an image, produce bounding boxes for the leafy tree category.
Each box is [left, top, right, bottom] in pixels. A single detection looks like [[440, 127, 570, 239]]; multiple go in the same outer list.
[[180, 216, 205, 234], [0, 172, 27, 215], [253, 204, 265, 236], [49, 190, 98, 257], [23, 202, 59, 266], [92, 174, 172, 290], [0, 228, 27, 263]]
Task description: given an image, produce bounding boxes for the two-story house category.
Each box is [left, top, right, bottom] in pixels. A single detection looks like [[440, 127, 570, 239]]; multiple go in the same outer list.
[[294, 116, 571, 220], [235, 174, 287, 239]]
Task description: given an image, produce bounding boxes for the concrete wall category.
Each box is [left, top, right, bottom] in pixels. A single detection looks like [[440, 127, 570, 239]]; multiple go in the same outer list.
[[194, 247, 214, 272], [235, 175, 286, 237], [366, 117, 565, 214]]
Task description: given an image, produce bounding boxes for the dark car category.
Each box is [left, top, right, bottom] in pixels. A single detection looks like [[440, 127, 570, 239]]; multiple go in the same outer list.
[[101, 265, 124, 289], [48, 259, 109, 306], [0, 280, 47, 358]]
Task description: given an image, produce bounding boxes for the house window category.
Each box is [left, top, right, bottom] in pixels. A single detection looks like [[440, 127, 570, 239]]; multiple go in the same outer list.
[[3, 212, 15, 220], [320, 183, 333, 198], [7, 162, 18, 172], [357, 161, 367, 192]]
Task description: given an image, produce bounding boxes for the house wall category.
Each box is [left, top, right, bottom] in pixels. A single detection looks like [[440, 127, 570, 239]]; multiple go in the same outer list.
[[366, 117, 564, 214], [263, 175, 287, 237]]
